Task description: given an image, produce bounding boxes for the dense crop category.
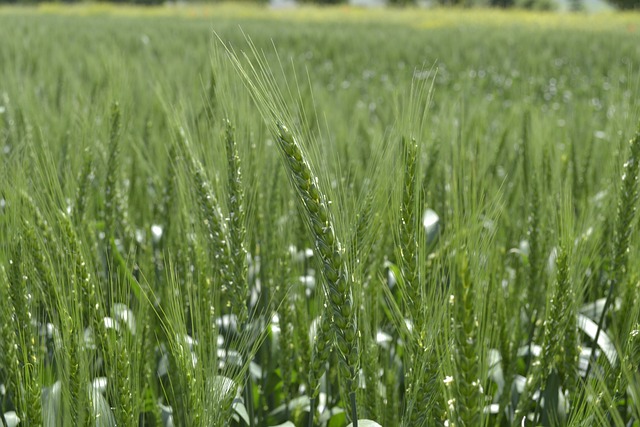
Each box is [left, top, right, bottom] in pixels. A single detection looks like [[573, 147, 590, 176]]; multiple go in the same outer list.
[[0, 6, 640, 427]]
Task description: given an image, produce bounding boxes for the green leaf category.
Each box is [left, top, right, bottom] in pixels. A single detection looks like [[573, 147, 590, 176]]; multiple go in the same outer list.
[[577, 313, 617, 366], [385, 262, 406, 293], [325, 408, 346, 427], [43, 381, 116, 427], [268, 396, 311, 418], [487, 348, 505, 396], [580, 297, 621, 321], [270, 422, 296, 427], [112, 303, 136, 334], [422, 208, 440, 245], [3, 412, 20, 427], [109, 237, 142, 300], [380, 263, 411, 339], [209, 375, 238, 402], [233, 399, 251, 426]]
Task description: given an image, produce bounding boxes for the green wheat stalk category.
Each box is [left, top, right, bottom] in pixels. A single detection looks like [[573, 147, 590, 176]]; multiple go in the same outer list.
[[0, 265, 23, 424], [361, 336, 380, 422], [585, 128, 640, 380], [308, 309, 333, 424], [515, 244, 574, 425], [104, 101, 122, 239], [179, 128, 232, 312], [73, 149, 94, 225], [7, 240, 42, 426], [225, 120, 249, 325], [276, 123, 359, 396], [450, 252, 481, 427], [398, 136, 420, 319], [223, 42, 362, 415], [275, 251, 295, 419]]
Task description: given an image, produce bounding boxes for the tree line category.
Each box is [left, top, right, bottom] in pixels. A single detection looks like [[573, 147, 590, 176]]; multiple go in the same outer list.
[[0, 0, 637, 15]]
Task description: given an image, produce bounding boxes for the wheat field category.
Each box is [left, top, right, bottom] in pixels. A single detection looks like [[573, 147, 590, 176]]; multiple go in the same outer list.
[[0, 6, 639, 427]]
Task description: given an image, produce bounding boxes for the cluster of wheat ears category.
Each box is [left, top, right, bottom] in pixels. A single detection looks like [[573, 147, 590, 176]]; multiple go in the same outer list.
[[1, 27, 640, 427]]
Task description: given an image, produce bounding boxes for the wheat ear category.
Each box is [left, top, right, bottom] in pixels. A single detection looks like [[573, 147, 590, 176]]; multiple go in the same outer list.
[[276, 123, 359, 421]]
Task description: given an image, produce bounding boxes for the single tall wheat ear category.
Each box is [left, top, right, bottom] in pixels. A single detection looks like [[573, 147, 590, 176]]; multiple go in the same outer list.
[[275, 123, 360, 423]]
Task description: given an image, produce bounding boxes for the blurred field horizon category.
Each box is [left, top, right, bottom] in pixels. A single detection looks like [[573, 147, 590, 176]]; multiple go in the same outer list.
[[1, 2, 639, 22]]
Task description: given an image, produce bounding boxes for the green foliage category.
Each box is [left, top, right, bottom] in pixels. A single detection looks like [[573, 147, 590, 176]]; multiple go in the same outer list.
[[515, 0, 557, 10], [606, 0, 640, 9]]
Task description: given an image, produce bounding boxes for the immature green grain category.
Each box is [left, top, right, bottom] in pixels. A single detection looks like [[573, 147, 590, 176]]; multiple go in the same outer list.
[[308, 309, 332, 424], [539, 246, 575, 422], [275, 251, 295, 417], [73, 149, 94, 224], [356, 258, 381, 423], [513, 344, 540, 419], [159, 145, 178, 250], [361, 337, 380, 422], [556, 257, 579, 399], [520, 114, 547, 318], [383, 355, 400, 427], [162, 271, 207, 427], [525, 174, 545, 314], [7, 241, 42, 426], [570, 139, 582, 212], [181, 130, 233, 304], [168, 338, 202, 427], [580, 137, 595, 207], [61, 312, 91, 427], [7, 242, 36, 361], [422, 142, 441, 204], [586, 128, 640, 379], [194, 232, 218, 355], [175, 232, 196, 315], [21, 217, 70, 423], [110, 334, 135, 427], [0, 265, 22, 422], [205, 69, 217, 120], [398, 136, 420, 319], [613, 130, 640, 308], [608, 285, 640, 420], [515, 246, 573, 424], [293, 290, 311, 388], [398, 136, 435, 425], [348, 190, 378, 289], [275, 123, 359, 400], [1, 93, 16, 147], [279, 296, 295, 417], [60, 212, 107, 353], [624, 319, 640, 406], [138, 290, 163, 426], [104, 101, 122, 238], [21, 218, 58, 310], [253, 164, 282, 298], [20, 191, 54, 246], [352, 193, 374, 256], [225, 120, 249, 325], [115, 177, 135, 249], [450, 253, 481, 427], [495, 292, 519, 426], [309, 310, 332, 396], [189, 161, 228, 352], [405, 349, 444, 427]]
